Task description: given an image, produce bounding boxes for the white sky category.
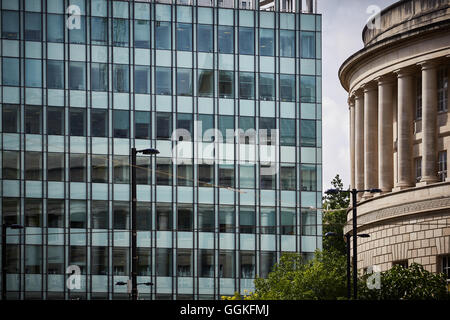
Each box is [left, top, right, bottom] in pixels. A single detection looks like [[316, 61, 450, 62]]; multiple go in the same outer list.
[[319, 0, 397, 191]]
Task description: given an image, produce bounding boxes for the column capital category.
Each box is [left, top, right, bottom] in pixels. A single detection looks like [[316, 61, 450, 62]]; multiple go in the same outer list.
[[394, 67, 416, 78], [417, 60, 439, 71], [375, 75, 396, 86], [361, 82, 378, 93], [352, 88, 364, 100], [348, 95, 355, 107]]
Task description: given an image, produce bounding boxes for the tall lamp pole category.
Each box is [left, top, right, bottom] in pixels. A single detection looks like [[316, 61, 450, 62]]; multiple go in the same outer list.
[[2, 223, 24, 300], [325, 188, 380, 299], [131, 148, 159, 301]]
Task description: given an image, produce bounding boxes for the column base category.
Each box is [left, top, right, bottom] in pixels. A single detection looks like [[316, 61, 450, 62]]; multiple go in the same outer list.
[[362, 192, 373, 200], [392, 184, 414, 192], [417, 177, 438, 186]]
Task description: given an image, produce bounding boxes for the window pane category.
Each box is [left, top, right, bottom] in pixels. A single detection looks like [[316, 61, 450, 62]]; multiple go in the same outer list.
[[280, 30, 295, 57], [69, 16, 86, 44], [219, 115, 234, 143], [2, 11, 19, 39], [92, 154, 108, 183], [281, 166, 296, 190], [113, 247, 129, 275], [25, 59, 42, 87], [135, 20, 150, 48], [25, 12, 41, 41], [113, 19, 129, 47], [218, 26, 233, 54], [239, 27, 254, 55], [157, 204, 172, 231], [113, 110, 129, 138], [198, 205, 214, 232], [113, 156, 129, 184], [69, 62, 86, 90], [301, 31, 316, 58], [240, 207, 255, 234], [91, 17, 108, 45], [155, 67, 172, 95], [177, 163, 193, 186], [219, 71, 234, 98], [240, 251, 255, 278], [177, 113, 193, 141], [156, 112, 172, 139], [260, 252, 276, 278], [219, 164, 234, 188], [3, 151, 20, 180], [70, 246, 86, 274], [92, 200, 109, 229], [25, 106, 42, 134], [197, 24, 213, 52], [2, 105, 20, 133], [302, 209, 316, 236], [198, 69, 214, 97], [70, 108, 86, 136], [137, 248, 151, 276], [176, 23, 192, 51], [280, 118, 296, 146], [113, 64, 129, 93], [260, 73, 275, 101], [301, 164, 316, 191], [70, 154, 86, 182], [198, 114, 214, 142], [219, 206, 235, 233], [177, 68, 193, 96], [259, 117, 276, 146], [47, 14, 64, 42], [48, 199, 64, 228], [3, 198, 20, 225], [48, 246, 64, 274], [92, 247, 108, 275], [113, 202, 129, 229], [135, 111, 151, 140], [239, 72, 254, 100], [156, 157, 172, 186], [300, 76, 316, 103], [198, 249, 214, 277], [2, 58, 20, 86], [136, 156, 151, 185], [25, 152, 42, 180], [301, 119, 316, 147], [177, 249, 193, 277], [137, 202, 151, 231], [219, 250, 234, 278], [178, 205, 193, 231], [240, 165, 255, 189], [281, 208, 296, 235], [135, 65, 150, 94], [259, 28, 274, 56], [156, 248, 172, 277], [280, 74, 295, 102], [260, 207, 276, 234], [47, 60, 64, 89], [25, 245, 42, 274], [91, 109, 108, 137], [91, 63, 108, 91], [70, 200, 86, 228], [198, 163, 213, 187], [155, 21, 171, 50], [47, 152, 64, 181]]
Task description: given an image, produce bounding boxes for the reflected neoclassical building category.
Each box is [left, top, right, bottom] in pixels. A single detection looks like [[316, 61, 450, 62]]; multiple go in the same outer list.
[[0, 0, 322, 299], [339, 0, 450, 279]]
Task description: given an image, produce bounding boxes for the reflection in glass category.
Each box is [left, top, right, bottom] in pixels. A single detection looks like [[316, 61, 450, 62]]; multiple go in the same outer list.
[[25, 245, 42, 274], [135, 111, 151, 140], [25, 12, 41, 41], [280, 30, 295, 57], [239, 27, 254, 55], [302, 209, 316, 236], [259, 28, 274, 56], [47, 14, 64, 42], [280, 118, 296, 146], [113, 64, 129, 93], [281, 208, 296, 235], [155, 21, 171, 50], [198, 205, 214, 232], [25, 106, 42, 134], [219, 250, 234, 278], [177, 249, 193, 277], [197, 24, 213, 52], [47, 153, 64, 182], [48, 199, 64, 228], [281, 166, 296, 191], [177, 68, 193, 96], [155, 67, 172, 95], [70, 108, 86, 136], [135, 66, 150, 94], [301, 31, 316, 58], [198, 249, 214, 277], [113, 247, 129, 275], [300, 76, 316, 103], [92, 155, 108, 183], [239, 207, 255, 234], [239, 72, 254, 100], [157, 203, 172, 231], [218, 26, 233, 54], [113, 201, 129, 230], [259, 73, 275, 101], [3, 151, 20, 180], [156, 248, 172, 277], [92, 247, 108, 275], [134, 20, 150, 48], [70, 153, 86, 182], [25, 199, 42, 227], [280, 74, 295, 102], [156, 112, 172, 140], [240, 251, 255, 279], [301, 164, 317, 191], [198, 70, 214, 97], [156, 158, 172, 185], [70, 200, 86, 228], [25, 152, 42, 181], [113, 110, 130, 138], [91, 109, 108, 137], [176, 23, 192, 51], [2, 11, 19, 39], [113, 155, 129, 184], [219, 71, 234, 98], [2, 105, 20, 133], [69, 62, 86, 90], [2, 58, 19, 86], [47, 60, 64, 89], [113, 18, 129, 47], [91, 63, 108, 91], [91, 17, 108, 45], [260, 252, 276, 278], [25, 59, 42, 88], [260, 207, 276, 234], [92, 200, 109, 229], [219, 206, 234, 233], [300, 119, 316, 147]]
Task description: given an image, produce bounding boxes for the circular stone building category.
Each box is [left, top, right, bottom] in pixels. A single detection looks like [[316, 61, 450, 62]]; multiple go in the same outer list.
[[339, 0, 450, 278]]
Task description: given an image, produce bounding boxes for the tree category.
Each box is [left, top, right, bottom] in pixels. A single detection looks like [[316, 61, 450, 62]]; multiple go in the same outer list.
[[359, 263, 448, 300], [249, 250, 348, 300], [322, 174, 349, 255]]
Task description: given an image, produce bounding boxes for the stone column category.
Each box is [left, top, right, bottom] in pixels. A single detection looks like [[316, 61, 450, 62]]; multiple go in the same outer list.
[[363, 83, 378, 199], [349, 97, 356, 190], [419, 61, 438, 184], [354, 90, 365, 200], [395, 69, 415, 189], [377, 76, 395, 193]]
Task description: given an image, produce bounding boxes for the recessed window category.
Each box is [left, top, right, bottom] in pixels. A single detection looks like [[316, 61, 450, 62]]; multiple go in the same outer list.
[[438, 67, 448, 112], [393, 260, 408, 268]]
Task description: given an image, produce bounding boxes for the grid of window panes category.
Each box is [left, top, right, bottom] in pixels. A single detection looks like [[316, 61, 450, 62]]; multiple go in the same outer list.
[[0, 0, 322, 300]]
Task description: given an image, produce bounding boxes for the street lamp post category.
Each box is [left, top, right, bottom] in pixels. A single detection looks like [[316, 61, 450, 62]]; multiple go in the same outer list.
[[131, 148, 159, 301], [325, 187, 380, 299], [2, 223, 24, 300]]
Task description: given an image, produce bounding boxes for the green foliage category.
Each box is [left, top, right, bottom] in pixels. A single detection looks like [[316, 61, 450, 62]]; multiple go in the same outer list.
[[252, 251, 348, 300], [322, 174, 349, 255], [359, 263, 448, 300]]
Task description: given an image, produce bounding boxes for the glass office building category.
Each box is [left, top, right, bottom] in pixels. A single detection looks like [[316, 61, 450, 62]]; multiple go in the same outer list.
[[0, 0, 322, 299]]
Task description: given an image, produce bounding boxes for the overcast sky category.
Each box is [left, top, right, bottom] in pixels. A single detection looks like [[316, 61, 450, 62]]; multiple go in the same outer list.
[[319, 0, 397, 191]]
